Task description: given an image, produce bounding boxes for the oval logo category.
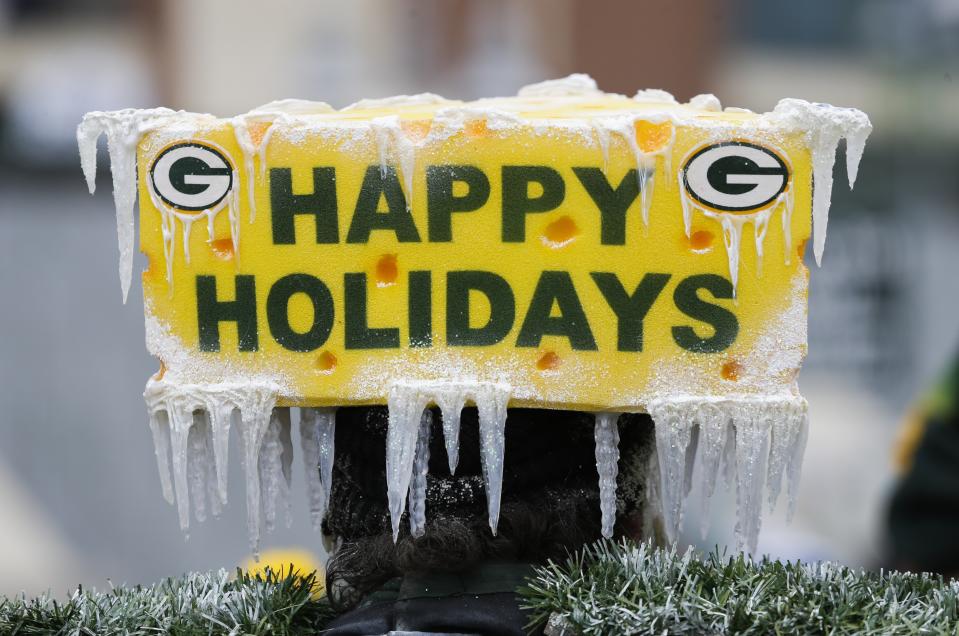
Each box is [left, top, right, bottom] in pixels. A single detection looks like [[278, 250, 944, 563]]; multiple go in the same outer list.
[[150, 142, 233, 211], [682, 142, 789, 212]]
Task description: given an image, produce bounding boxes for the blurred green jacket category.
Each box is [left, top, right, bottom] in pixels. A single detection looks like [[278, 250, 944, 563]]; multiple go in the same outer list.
[[888, 358, 959, 575]]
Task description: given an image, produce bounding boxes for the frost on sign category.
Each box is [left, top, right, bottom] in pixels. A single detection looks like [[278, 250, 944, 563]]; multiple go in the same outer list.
[[78, 75, 871, 555]]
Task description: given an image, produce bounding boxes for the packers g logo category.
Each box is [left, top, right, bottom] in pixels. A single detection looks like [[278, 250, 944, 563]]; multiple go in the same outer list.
[[682, 141, 789, 213], [150, 142, 233, 211]]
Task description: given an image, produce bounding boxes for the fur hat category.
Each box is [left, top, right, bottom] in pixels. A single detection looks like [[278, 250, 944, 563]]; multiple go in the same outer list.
[[323, 406, 655, 541]]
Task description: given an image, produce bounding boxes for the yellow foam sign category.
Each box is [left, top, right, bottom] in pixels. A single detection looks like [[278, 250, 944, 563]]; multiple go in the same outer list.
[[126, 94, 822, 411]]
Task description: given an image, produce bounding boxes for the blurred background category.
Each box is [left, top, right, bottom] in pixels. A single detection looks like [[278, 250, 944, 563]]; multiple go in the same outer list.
[[1, 0, 956, 595]]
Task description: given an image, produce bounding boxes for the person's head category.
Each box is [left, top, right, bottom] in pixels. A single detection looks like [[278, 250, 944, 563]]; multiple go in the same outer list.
[[323, 406, 655, 609]]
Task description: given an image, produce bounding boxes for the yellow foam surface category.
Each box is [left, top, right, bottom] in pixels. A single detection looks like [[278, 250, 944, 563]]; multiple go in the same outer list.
[[137, 99, 811, 411]]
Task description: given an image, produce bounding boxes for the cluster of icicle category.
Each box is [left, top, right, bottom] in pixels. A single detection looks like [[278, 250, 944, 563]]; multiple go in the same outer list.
[[648, 396, 808, 554], [144, 378, 335, 555], [145, 374, 807, 557]]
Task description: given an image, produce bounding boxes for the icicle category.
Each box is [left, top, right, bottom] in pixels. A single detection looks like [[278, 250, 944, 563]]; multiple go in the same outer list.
[[197, 410, 223, 519], [638, 160, 655, 227], [753, 207, 773, 276], [476, 384, 510, 535], [593, 116, 669, 228], [145, 175, 236, 290], [168, 403, 195, 533], [79, 109, 242, 297], [207, 402, 234, 507], [643, 435, 665, 543], [409, 409, 432, 537], [678, 170, 785, 295], [785, 408, 809, 522], [780, 187, 796, 265], [277, 408, 294, 528], [386, 385, 430, 542], [733, 411, 771, 555], [648, 400, 695, 541], [236, 392, 278, 557], [766, 401, 807, 512], [231, 117, 258, 223], [718, 215, 744, 296], [845, 126, 869, 189], [683, 421, 699, 498], [648, 396, 808, 553], [679, 167, 693, 238], [434, 388, 466, 474], [148, 410, 175, 505], [76, 109, 177, 303], [258, 411, 283, 533], [258, 124, 279, 179], [227, 170, 241, 266], [591, 123, 611, 171], [371, 117, 417, 207], [187, 412, 210, 523], [720, 420, 737, 492], [768, 99, 872, 265], [299, 407, 336, 532], [692, 403, 728, 539], [594, 413, 620, 538]]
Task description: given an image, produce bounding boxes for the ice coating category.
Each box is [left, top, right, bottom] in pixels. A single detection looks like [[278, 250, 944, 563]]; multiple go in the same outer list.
[[83, 76, 870, 555], [299, 407, 336, 532], [77, 108, 182, 303], [145, 169, 241, 287], [249, 99, 334, 116], [784, 411, 809, 522], [634, 88, 678, 104], [690, 402, 728, 539], [434, 388, 466, 473], [385, 382, 509, 540], [678, 170, 796, 296], [258, 408, 293, 533], [591, 114, 675, 226], [345, 93, 450, 111], [80, 78, 869, 302], [186, 412, 221, 524], [590, 122, 611, 171], [769, 99, 873, 265], [648, 396, 808, 554], [371, 116, 418, 204], [408, 410, 432, 537], [228, 99, 334, 224], [594, 413, 621, 538], [476, 384, 510, 535], [386, 385, 432, 541], [144, 377, 279, 555], [517, 73, 603, 97], [148, 410, 175, 505], [142, 377, 807, 553], [231, 117, 261, 223], [687, 94, 722, 112], [650, 402, 696, 541]]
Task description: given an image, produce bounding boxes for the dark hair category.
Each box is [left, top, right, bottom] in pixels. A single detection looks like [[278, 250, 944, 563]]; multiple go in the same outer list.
[[323, 406, 655, 610]]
